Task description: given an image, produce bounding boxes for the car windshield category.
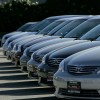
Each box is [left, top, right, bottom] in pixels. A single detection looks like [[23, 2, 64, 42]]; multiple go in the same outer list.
[[29, 19, 55, 32], [48, 20, 71, 36], [65, 20, 100, 38], [17, 23, 34, 32], [26, 23, 38, 31], [96, 36, 100, 41], [80, 24, 100, 40], [38, 20, 64, 35], [54, 19, 86, 36]]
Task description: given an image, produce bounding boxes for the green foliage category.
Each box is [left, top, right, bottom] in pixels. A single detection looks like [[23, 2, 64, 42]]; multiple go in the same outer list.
[[0, 0, 47, 33], [0, 0, 100, 33]]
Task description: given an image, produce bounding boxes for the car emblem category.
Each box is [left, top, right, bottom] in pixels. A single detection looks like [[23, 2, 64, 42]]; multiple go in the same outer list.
[[75, 67, 82, 73], [54, 59, 59, 64]]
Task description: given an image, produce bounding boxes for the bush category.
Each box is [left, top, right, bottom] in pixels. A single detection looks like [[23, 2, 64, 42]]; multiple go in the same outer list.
[[0, 0, 99, 34]]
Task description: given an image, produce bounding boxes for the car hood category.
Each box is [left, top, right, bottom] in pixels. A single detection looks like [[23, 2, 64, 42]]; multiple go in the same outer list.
[[23, 36, 59, 48], [9, 34, 42, 44], [6, 32, 37, 42], [29, 38, 76, 53], [2, 31, 23, 42], [4, 31, 22, 37], [14, 35, 43, 45], [36, 40, 88, 56], [67, 46, 100, 66], [49, 41, 100, 59], [4, 34, 42, 50]]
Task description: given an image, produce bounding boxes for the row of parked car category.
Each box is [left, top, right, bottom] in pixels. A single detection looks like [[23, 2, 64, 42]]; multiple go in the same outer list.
[[2, 15, 100, 99]]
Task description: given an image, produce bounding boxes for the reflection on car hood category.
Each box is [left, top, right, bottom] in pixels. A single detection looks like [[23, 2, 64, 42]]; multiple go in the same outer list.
[[67, 46, 100, 66], [49, 41, 100, 59], [29, 38, 77, 53], [36, 40, 88, 56]]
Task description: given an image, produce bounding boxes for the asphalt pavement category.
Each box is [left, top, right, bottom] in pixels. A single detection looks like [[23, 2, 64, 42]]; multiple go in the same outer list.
[[0, 48, 60, 100]]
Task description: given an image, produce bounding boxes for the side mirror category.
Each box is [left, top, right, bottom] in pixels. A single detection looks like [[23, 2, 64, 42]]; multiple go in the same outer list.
[[61, 33, 64, 38]]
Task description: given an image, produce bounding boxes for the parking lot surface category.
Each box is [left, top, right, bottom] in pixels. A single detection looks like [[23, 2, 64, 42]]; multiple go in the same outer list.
[[0, 48, 60, 100]]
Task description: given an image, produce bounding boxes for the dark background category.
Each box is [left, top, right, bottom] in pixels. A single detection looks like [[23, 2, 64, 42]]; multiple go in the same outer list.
[[0, 0, 99, 34]]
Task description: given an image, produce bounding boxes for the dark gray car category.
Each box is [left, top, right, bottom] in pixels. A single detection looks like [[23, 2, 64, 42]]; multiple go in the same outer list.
[[53, 46, 100, 99], [20, 16, 93, 72], [36, 24, 100, 85]]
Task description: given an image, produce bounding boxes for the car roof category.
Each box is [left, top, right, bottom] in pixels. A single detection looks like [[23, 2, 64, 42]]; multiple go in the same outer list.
[[88, 16, 100, 20], [46, 15, 90, 20], [26, 22, 38, 24], [53, 16, 93, 22]]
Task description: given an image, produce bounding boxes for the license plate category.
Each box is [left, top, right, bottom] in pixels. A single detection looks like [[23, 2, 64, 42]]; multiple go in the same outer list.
[[67, 81, 81, 94]]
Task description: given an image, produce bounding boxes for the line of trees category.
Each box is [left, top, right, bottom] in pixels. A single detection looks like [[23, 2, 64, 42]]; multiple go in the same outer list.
[[0, 0, 100, 34]]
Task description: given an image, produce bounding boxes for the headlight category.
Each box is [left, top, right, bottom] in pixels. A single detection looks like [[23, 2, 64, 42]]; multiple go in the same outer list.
[[2, 38, 5, 43], [58, 60, 65, 72], [94, 67, 100, 74], [18, 45, 21, 52], [31, 53, 34, 59], [23, 48, 28, 56], [23, 51, 27, 56], [97, 70, 100, 74], [13, 44, 16, 50], [42, 55, 46, 64], [2, 36, 6, 43], [8, 43, 12, 49], [3, 41, 8, 48]]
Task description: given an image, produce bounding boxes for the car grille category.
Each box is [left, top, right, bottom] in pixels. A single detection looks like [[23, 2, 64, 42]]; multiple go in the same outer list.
[[34, 55, 42, 63], [48, 58, 63, 67], [67, 65, 99, 75], [59, 88, 100, 97]]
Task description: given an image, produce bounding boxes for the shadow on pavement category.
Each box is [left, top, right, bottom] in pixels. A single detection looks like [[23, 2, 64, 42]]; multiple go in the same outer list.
[[0, 80, 39, 88], [15, 96, 60, 100], [0, 62, 13, 66], [0, 87, 55, 96], [0, 56, 6, 58], [0, 70, 22, 74], [0, 74, 29, 80], [0, 66, 20, 70]]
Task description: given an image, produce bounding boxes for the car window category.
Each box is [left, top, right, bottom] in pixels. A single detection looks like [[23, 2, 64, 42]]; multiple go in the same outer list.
[[26, 23, 38, 31], [17, 23, 34, 32], [48, 20, 71, 35], [38, 20, 64, 35], [29, 19, 55, 32], [54, 19, 86, 36], [65, 20, 100, 38], [80, 24, 100, 40]]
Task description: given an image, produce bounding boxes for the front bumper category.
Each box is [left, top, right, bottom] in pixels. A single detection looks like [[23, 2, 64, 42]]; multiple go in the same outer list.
[[6, 47, 14, 60], [37, 69, 54, 80], [14, 52, 23, 66], [37, 63, 58, 86], [10, 50, 16, 63], [20, 55, 30, 72], [6, 50, 12, 60], [2, 44, 9, 56], [37, 63, 57, 80], [54, 72, 100, 99], [27, 59, 40, 78], [37, 69, 54, 86]]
